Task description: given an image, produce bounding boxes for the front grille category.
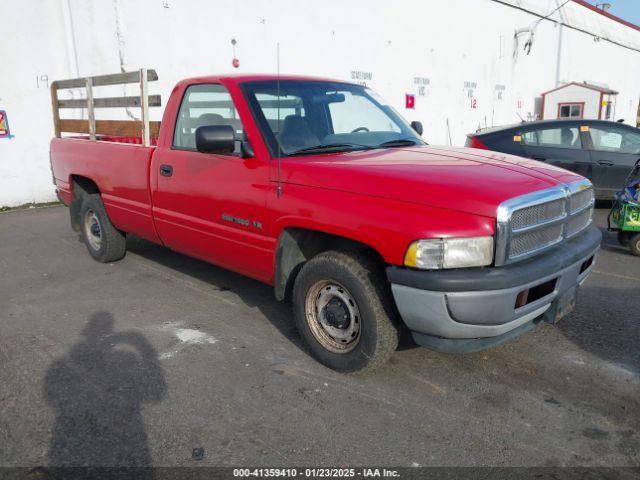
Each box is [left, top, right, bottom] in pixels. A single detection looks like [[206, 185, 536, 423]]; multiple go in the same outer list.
[[569, 188, 594, 213], [566, 208, 593, 237], [510, 223, 564, 258], [511, 199, 565, 230], [496, 180, 594, 265]]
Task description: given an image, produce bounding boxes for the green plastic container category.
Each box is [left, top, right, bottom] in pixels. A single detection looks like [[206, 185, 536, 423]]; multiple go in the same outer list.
[[611, 201, 640, 232], [608, 159, 640, 256]]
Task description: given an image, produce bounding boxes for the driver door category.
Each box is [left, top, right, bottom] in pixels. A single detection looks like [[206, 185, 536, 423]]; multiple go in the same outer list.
[[150, 83, 273, 282]]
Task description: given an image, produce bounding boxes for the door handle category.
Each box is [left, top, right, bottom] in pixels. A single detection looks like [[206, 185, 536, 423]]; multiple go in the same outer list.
[[597, 160, 614, 167], [159, 164, 173, 177], [531, 156, 546, 162]]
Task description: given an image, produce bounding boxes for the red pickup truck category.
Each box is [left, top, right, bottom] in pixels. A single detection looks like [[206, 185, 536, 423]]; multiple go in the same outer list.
[[50, 72, 601, 372]]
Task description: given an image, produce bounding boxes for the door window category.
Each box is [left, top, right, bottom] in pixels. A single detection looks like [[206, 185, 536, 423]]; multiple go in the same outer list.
[[522, 127, 581, 149], [558, 103, 583, 119], [173, 84, 244, 151], [590, 126, 640, 154]]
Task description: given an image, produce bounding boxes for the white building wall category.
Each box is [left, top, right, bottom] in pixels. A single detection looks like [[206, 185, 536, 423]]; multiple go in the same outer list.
[[1, 0, 640, 207], [0, 2, 72, 207]]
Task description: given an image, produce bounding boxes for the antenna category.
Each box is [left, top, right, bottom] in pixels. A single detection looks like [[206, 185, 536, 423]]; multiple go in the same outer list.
[[276, 42, 282, 199]]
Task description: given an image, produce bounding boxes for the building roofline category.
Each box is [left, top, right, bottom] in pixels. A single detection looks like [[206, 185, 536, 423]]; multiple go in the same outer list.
[[541, 81, 618, 96], [572, 0, 640, 33]]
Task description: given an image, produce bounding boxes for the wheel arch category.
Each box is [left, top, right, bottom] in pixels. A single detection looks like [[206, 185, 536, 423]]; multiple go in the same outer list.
[[69, 175, 101, 232], [274, 227, 387, 301]]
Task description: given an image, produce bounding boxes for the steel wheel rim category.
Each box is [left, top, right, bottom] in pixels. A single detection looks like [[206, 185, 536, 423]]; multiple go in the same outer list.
[[84, 209, 102, 251], [305, 280, 361, 354]]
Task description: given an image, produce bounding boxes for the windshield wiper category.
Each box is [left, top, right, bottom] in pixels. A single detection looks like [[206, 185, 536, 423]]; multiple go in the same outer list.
[[287, 143, 373, 156], [376, 138, 423, 148]]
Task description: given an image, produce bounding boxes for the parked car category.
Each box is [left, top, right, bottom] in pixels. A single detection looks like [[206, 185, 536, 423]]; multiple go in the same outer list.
[[466, 119, 640, 200], [50, 71, 601, 372]]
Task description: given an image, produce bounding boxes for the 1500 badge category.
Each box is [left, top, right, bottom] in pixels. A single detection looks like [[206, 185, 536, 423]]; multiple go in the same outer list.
[[221, 213, 262, 229]]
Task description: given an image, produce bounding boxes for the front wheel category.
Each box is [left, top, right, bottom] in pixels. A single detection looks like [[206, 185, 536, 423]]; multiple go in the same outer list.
[[630, 233, 640, 257], [292, 251, 400, 372], [80, 193, 127, 263]]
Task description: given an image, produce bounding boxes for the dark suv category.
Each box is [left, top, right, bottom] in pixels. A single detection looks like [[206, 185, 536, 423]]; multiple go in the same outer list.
[[466, 119, 640, 199]]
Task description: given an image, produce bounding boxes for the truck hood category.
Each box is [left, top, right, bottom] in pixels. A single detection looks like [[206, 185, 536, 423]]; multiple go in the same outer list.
[[281, 145, 584, 218]]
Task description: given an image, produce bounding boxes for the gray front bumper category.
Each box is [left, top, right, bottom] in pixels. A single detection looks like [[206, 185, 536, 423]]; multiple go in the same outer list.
[[387, 226, 602, 353]]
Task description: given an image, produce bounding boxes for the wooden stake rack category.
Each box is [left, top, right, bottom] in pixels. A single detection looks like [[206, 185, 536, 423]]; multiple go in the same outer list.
[[50, 69, 161, 147]]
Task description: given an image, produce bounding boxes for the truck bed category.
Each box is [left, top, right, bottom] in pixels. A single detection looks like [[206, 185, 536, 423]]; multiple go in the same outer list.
[[51, 137, 161, 244]]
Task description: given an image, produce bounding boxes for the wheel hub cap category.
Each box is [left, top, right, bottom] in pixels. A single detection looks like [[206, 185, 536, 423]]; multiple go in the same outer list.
[[84, 210, 102, 251], [305, 281, 361, 353], [322, 298, 350, 329]]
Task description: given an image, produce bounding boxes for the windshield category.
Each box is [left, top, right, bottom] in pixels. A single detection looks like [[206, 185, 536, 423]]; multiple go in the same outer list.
[[241, 80, 425, 156]]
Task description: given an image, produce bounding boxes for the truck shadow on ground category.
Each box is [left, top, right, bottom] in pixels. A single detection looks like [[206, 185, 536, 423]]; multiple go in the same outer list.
[[43, 311, 166, 473], [558, 285, 639, 376], [125, 236, 308, 351]]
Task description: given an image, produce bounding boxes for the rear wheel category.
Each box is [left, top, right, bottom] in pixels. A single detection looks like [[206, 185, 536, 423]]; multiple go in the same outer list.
[[80, 194, 126, 263], [292, 251, 400, 372], [630, 233, 640, 257]]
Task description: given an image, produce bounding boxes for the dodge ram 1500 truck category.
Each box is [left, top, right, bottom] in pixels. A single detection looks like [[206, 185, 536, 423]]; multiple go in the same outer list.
[[50, 70, 601, 372]]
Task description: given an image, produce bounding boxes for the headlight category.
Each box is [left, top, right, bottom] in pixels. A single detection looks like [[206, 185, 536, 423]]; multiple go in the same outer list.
[[404, 236, 494, 269]]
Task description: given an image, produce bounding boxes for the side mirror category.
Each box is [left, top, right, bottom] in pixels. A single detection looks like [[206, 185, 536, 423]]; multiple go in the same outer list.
[[195, 125, 236, 154], [411, 121, 423, 136]]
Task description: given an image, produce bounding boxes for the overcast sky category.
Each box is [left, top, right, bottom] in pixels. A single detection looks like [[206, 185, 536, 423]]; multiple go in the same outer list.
[[584, 0, 640, 26]]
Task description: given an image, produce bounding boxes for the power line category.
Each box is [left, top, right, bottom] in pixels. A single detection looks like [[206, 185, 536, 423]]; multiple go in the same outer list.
[[489, 0, 640, 54], [534, 0, 572, 27]]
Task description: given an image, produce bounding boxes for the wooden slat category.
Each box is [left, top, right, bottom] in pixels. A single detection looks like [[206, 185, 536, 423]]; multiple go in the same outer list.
[[140, 69, 150, 147], [85, 78, 96, 141], [50, 84, 61, 138], [59, 119, 161, 138], [53, 69, 158, 90], [57, 95, 162, 109]]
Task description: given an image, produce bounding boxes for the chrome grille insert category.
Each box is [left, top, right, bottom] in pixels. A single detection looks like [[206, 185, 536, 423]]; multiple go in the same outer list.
[[569, 188, 594, 213], [495, 179, 594, 265], [566, 208, 593, 238], [511, 199, 566, 231], [510, 223, 564, 258]]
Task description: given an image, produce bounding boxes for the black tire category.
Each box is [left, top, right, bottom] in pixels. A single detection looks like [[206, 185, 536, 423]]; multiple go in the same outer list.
[[292, 250, 400, 373], [79, 193, 126, 263], [630, 233, 640, 257]]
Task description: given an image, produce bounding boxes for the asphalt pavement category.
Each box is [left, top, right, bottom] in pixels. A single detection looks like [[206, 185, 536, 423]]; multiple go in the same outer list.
[[0, 205, 638, 468]]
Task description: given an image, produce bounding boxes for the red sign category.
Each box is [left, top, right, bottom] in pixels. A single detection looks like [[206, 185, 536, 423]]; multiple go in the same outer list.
[[0, 111, 12, 138], [405, 94, 415, 109]]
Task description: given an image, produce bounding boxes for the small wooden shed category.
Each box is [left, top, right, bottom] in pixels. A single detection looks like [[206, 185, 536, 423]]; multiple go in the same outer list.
[[540, 82, 618, 121]]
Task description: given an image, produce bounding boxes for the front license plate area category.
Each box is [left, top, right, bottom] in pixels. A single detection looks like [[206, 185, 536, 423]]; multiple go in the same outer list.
[[555, 286, 578, 322]]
